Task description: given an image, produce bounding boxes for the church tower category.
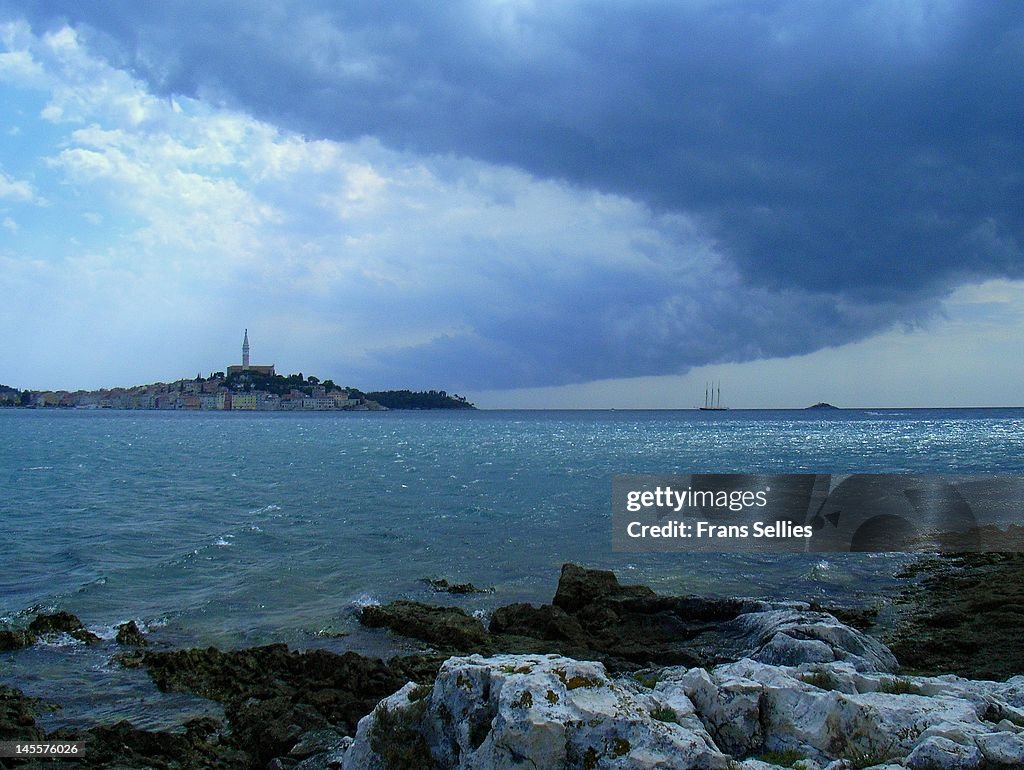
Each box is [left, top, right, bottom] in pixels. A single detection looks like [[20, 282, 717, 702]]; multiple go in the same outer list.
[[227, 328, 273, 377]]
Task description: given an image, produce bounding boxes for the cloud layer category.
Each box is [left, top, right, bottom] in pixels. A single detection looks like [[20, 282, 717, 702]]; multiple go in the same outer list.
[[1, 3, 1022, 391]]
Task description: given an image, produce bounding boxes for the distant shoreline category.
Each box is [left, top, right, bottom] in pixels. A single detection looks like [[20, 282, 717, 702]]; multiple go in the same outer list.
[[3, 405, 1022, 413]]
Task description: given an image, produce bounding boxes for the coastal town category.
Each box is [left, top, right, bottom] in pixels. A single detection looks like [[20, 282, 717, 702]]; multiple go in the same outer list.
[[0, 331, 474, 411]]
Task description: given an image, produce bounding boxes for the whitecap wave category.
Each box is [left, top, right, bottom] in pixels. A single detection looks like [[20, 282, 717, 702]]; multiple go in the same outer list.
[[471, 609, 490, 625], [90, 617, 157, 641], [807, 559, 833, 579], [91, 625, 120, 641], [35, 632, 87, 648], [248, 504, 282, 515]]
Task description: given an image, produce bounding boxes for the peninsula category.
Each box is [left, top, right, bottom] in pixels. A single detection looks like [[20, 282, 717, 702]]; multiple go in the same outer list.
[[1, 331, 475, 411]]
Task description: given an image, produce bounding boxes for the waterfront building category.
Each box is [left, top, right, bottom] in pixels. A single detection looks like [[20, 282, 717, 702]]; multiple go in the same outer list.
[[232, 393, 258, 410], [302, 397, 336, 410], [329, 391, 356, 407], [257, 392, 280, 410]]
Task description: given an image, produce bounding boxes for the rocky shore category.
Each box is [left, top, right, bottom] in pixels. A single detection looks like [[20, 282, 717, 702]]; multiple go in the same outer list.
[[886, 553, 1024, 681], [2, 560, 1023, 769]]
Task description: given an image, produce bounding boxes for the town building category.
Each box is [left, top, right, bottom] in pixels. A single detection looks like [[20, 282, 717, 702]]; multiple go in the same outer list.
[[231, 393, 258, 410]]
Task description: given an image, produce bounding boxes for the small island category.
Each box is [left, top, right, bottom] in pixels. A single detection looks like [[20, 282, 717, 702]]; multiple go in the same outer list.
[[805, 402, 840, 410]]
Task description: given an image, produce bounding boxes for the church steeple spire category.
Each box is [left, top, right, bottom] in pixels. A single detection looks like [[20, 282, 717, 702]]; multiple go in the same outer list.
[[242, 329, 250, 369]]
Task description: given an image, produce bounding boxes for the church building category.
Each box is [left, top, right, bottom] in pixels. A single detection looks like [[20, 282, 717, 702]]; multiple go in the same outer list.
[[226, 329, 275, 376]]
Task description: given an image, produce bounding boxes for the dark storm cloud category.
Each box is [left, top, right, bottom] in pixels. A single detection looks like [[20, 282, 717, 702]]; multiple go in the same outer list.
[[7, 0, 1023, 387], [354, 259, 932, 391]]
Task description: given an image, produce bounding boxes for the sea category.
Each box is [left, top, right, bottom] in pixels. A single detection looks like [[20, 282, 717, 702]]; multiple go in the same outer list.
[[2, 407, 1023, 731]]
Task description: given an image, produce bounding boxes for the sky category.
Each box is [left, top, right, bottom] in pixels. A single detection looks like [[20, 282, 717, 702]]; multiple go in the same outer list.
[[0, 1, 1021, 408]]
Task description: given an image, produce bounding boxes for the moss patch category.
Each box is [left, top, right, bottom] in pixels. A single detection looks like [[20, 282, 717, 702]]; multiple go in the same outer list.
[[511, 690, 533, 709], [553, 668, 602, 690], [408, 683, 432, 701], [608, 737, 631, 757], [800, 670, 840, 691], [632, 671, 660, 689], [878, 676, 921, 695], [649, 705, 678, 724], [368, 699, 433, 770]]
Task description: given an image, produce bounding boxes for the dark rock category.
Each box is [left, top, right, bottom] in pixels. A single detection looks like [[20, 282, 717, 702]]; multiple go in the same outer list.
[[386, 653, 447, 685], [361, 565, 789, 671], [0, 628, 36, 651], [59, 716, 250, 769], [360, 600, 490, 649], [489, 603, 585, 642], [364, 565, 894, 673], [2, 688, 247, 769], [808, 600, 879, 631], [0, 684, 46, 742], [115, 620, 148, 647], [27, 611, 101, 645], [139, 644, 404, 767], [526, 566, 764, 668], [266, 759, 299, 770], [420, 577, 493, 594], [232, 696, 328, 764], [552, 562, 656, 612], [288, 727, 349, 758], [887, 552, 1024, 679]]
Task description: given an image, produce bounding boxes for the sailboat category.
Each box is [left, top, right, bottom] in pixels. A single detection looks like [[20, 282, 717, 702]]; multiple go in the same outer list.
[[699, 381, 728, 411]]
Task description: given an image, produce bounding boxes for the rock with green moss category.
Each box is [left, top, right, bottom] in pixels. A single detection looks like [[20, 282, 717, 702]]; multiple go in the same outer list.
[[663, 658, 1024, 768], [27, 611, 101, 645], [139, 643, 404, 767], [115, 620, 148, 647], [0, 628, 35, 651], [0, 684, 46, 742], [362, 564, 899, 675], [360, 600, 491, 650], [342, 653, 729, 769]]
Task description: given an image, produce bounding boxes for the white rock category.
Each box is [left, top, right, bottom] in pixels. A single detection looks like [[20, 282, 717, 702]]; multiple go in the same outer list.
[[996, 718, 1023, 733], [342, 654, 731, 770], [722, 609, 899, 672], [757, 632, 837, 667], [670, 666, 764, 754], [340, 647, 1024, 770], [676, 658, 998, 765], [792, 759, 824, 770], [974, 729, 1024, 766], [905, 735, 984, 769], [342, 681, 423, 770]]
